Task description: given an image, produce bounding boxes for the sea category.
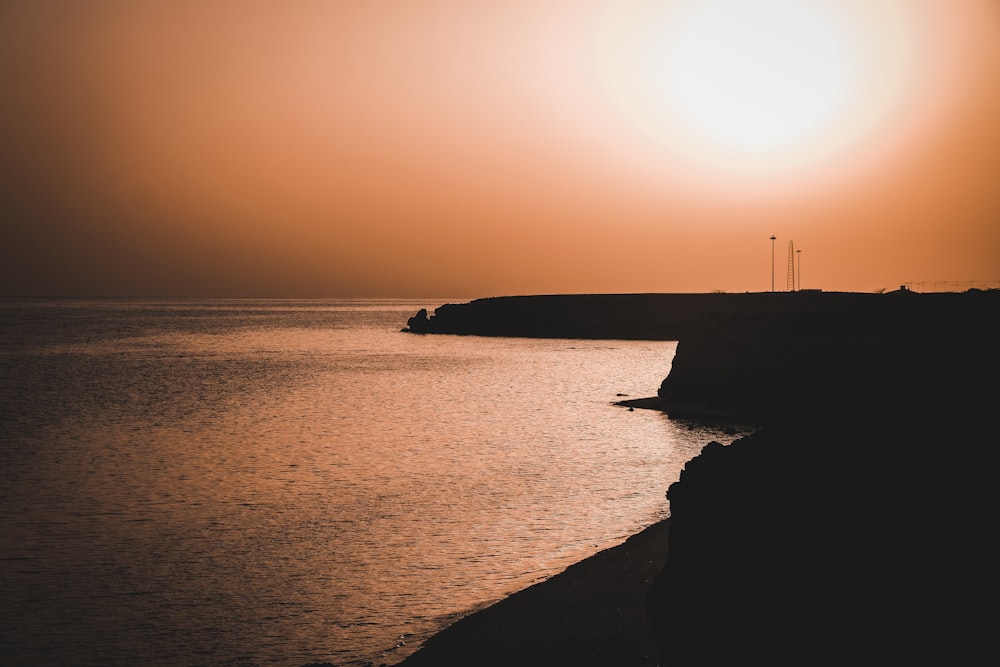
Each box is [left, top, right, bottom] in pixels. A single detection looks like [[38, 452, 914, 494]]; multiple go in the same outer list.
[[0, 299, 742, 667]]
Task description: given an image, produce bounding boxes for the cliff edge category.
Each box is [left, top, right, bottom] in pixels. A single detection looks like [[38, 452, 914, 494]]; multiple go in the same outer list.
[[404, 291, 900, 340], [647, 289, 999, 664], [398, 290, 1000, 665]]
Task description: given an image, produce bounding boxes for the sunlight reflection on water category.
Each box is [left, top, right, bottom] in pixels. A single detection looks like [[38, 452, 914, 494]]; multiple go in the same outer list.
[[0, 300, 747, 666]]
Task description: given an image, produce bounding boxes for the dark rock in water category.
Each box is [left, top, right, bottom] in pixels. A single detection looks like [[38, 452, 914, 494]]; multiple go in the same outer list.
[[404, 308, 430, 333]]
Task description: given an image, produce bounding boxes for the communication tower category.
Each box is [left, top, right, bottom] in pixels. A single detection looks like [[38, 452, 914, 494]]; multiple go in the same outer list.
[[786, 241, 795, 291]]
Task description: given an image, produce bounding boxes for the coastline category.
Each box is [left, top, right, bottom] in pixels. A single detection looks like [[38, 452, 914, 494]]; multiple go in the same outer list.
[[379, 290, 999, 666], [395, 519, 670, 667]]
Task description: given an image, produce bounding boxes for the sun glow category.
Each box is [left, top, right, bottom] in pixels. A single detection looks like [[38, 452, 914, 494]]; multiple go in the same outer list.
[[661, 0, 854, 151], [598, 0, 916, 173]]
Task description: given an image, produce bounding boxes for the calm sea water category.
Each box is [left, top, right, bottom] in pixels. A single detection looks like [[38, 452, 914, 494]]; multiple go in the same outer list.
[[0, 299, 741, 667]]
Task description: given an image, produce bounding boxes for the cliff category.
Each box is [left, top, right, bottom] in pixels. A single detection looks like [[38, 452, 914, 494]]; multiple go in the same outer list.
[[398, 289, 1000, 665], [646, 289, 999, 664], [404, 291, 903, 340], [656, 288, 1000, 420]]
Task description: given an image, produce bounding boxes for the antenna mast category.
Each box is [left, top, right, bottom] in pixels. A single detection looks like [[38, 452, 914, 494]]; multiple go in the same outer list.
[[786, 241, 795, 291]]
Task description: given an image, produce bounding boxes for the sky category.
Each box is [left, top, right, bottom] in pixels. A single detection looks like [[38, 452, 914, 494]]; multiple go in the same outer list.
[[2, 0, 999, 298]]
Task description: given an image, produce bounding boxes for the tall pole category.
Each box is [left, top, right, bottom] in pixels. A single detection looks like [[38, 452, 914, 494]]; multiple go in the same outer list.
[[770, 235, 776, 292], [786, 241, 795, 292], [796, 249, 801, 291]]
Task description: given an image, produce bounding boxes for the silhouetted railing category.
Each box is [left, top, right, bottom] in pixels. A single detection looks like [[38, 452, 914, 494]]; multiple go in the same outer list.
[[903, 280, 1000, 292]]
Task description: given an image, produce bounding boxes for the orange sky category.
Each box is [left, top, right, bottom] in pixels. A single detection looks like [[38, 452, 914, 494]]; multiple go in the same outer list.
[[2, 0, 998, 298]]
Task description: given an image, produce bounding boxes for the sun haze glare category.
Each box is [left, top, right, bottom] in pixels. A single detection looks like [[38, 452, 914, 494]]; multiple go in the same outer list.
[[0, 0, 997, 297], [662, 0, 855, 151], [598, 0, 918, 174]]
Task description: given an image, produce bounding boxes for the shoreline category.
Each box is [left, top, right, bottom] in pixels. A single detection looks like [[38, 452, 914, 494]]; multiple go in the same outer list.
[[395, 519, 670, 667], [381, 290, 1000, 666]]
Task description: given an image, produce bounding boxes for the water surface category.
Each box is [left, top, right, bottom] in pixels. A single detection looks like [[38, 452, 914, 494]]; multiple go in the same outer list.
[[0, 299, 740, 666]]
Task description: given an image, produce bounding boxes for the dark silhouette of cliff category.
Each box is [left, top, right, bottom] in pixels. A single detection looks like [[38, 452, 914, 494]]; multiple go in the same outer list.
[[403, 291, 904, 339], [656, 288, 999, 419], [646, 289, 999, 664], [399, 289, 1000, 665]]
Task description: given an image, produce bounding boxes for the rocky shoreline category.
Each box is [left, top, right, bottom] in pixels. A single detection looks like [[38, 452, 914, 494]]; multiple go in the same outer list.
[[376, 290, 1000, 666], [396, 519, 669, 667]]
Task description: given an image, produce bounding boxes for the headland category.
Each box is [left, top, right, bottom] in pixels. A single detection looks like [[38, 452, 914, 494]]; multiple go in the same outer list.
[[402, 290, 938, 340], [390, 289, 999, 666]]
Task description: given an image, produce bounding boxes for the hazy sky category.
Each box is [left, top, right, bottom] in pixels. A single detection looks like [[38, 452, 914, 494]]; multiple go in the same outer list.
[[2, 0, 999, 298]]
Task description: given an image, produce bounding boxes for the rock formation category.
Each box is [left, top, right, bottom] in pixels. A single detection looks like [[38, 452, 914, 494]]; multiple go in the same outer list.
[[397, 289, 1000, 665], [404, 308, 429, 332], [646, 289, 999, 664]]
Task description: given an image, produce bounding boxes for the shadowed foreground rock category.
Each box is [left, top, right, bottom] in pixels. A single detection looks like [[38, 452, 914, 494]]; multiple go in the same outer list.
[[648, 410, 994, 665], [399, 521, 668, 667], [646, 290, 999, 665]]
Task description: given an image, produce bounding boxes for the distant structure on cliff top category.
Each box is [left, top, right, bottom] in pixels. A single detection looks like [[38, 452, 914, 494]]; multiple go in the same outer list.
[[786, 241, 795, 292], [904, 280, 1000, 292]]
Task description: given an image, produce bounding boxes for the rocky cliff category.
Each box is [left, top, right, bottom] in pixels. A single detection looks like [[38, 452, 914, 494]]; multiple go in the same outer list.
[[404, 291, 899, 340], [399, 289, 1000, 665], [647, 289, 999, 664], [655, 289, 999, 419]]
